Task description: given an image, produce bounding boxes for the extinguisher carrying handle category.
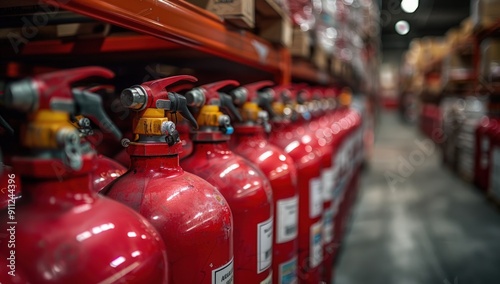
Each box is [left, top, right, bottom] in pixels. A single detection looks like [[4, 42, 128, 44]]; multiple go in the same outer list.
[[271, 86, 293, 104], [231, 80, 274, 106], [1, 67, 114, 113], [199, 80, 239, 103], [121, 75, 198, 111], [184, 80, 243, 122], [72, 88, 122, 141]]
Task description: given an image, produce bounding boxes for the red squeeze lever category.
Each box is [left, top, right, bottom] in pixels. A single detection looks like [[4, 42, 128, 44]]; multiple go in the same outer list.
[[3, 66, 114, 112], [185, 80, 243, 122], [231, 80, 274, 105], [120, 75, 199, 129], [121, 75, 197, 110], [199, 80, 240, 103], [80, 85, 115, 94], [3, 67, 123, 140]]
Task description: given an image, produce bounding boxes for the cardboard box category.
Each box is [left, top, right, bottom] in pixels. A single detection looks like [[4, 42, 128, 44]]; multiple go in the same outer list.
[[254, 0, 291, 46], [189, 0, 255, 29], [0, 22, 109, 42], [480, 39, 500, 83], [471, 0, 500, 29], [290, 28, 310, 58], [256, 17, 291, 47]]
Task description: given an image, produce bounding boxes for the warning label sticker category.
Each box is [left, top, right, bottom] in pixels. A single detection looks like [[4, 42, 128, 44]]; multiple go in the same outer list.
[[279, 257, 297, 284], [322, 206, 334, 244], [212, 258, 233, 284], [258, 217, 273, 273], [309, 178, 322, 218], [277, 196, 298, 244], [310, 220, 323, 268], [321, 167, 335, 202]]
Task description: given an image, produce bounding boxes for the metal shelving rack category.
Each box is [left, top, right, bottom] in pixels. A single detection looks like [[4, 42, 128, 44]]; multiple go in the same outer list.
[[0, 0, 360, 86]]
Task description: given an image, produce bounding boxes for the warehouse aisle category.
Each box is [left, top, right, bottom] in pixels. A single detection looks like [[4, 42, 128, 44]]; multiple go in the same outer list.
[[333, 111, 500, 284]]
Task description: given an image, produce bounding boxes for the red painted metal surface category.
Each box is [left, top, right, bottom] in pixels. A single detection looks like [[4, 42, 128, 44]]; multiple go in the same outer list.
[[269, 119, 323, 284], [182, 141, 273, 283], [105, 143, 234, 284], [0, 155, 169, 283], [231, 125, 299, 284], [309, 117, 336, 283], [91, 154, 127, 194]]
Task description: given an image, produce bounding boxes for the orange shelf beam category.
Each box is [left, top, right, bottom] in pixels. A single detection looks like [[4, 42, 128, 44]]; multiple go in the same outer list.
[[38, 0, 284, 79]]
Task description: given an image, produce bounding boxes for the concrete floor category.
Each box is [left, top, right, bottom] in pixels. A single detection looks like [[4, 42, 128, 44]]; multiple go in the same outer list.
[[334, 111, 500, 284]]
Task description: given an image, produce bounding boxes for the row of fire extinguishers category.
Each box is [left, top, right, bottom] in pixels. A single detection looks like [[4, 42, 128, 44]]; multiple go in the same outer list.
[[0, 66, 365, 284]]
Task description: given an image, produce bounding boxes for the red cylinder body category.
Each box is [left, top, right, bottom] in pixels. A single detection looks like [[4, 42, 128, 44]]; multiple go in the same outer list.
[[231, 125, 299, 284], [91, 154, 127, 194], [105, 142, 234, 284], [270, 120, 323, 284], [307, 115, 337, 283], [0, 155, 168, 284], [181, 138, 274, 284], [330, 108, 350, 256]]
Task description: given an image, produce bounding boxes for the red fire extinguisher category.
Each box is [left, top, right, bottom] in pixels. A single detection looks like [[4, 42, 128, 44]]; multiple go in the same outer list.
[[268, 85, 323, 284], [306, 87, 341, 284], [104, 75, 234, 284], [181, 80, 274, 284], [230, 81, 299, 284], [0, 66, 168, 283]]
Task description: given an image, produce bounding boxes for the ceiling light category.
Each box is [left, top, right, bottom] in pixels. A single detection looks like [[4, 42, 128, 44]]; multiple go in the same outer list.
[[401, 0, 419, 13], [395, 20, 410, 35]]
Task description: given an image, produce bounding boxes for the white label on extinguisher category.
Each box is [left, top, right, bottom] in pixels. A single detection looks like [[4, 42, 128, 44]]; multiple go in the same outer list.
[[212, 258, 234, 284], [260, 271, 272, 284], [279, 257, 298, 284], [257, 218, 273, 273], [277, 196, 298, 244], [322, 205, 335, 244], [309, 178, 322, 218], [310, 220, 323, 268], [321, 167, 335, 202]]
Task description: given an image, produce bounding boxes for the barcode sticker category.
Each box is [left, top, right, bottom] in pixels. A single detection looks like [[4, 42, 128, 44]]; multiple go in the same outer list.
[[321, 167, 335, 202], [277, 196, 298, 243], [258, 218, 273, 273], [309, 178, 322, 218], [322, 206, 335, 244], [310, 220, 323, 268]]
